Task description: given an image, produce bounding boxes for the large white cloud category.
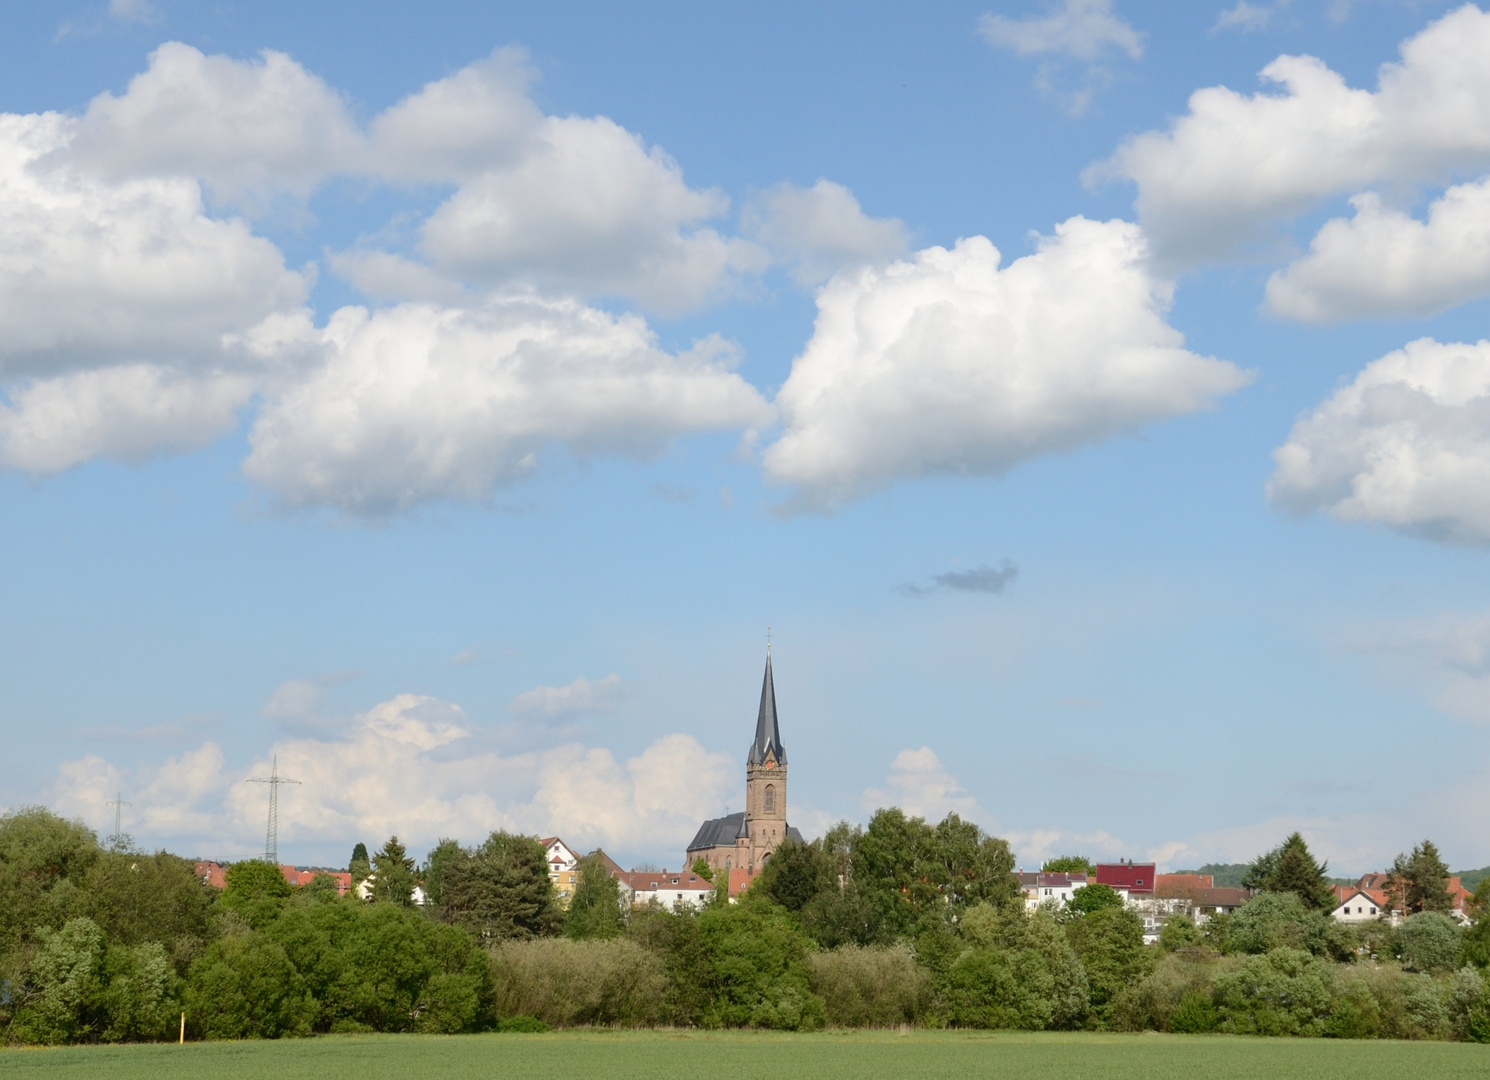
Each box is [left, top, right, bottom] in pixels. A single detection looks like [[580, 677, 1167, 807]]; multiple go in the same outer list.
[[741, 180, 908, 287], [1270, 337, 1490, 543], [418, 116, 765, 315], [367, 47, 542, 183], [53, 693, 737, 862], [1094, 4, 1490, 264], [762, 217, 1251, 508], [62, 42, 360, 202], [243, 296, 772, 514], [1266, 183, 1490, 321], [0, 365, 255, 473], [0, 111, 309, 376]]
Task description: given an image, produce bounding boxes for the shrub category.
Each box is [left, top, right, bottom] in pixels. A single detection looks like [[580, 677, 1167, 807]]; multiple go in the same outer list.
[[807, 944, 929, 1026], [1170, 991, 1219, 1033], [9, 918, 108, 1044], [1159, 915, 1203, 952], [220, 861, 293, 931], [488, 937, 667, 1028], [496, 1015, 550, 1032], [1222, 892, 1351, 960], [945, 946, 1060, 1029], [185, 934, 314, 1039], [1064, 905, 1150, 1021], [1397, 912, 1463, 974], [1108, 951, 1219, 1032], [693, 899, 825, 1030], [266, 898, 490, 1034], [1213, 947, 1331, 1036]]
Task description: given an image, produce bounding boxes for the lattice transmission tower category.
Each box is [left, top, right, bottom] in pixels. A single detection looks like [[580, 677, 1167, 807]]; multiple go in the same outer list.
[[106, 791, 131, 851], [245, 755, 300, 865]]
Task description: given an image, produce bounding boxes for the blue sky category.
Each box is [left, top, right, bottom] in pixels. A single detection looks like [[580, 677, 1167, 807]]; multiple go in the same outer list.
[[4, 0, 1490, 876]]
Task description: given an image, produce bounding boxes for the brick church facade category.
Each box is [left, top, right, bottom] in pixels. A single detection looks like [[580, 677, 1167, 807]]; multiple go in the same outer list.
[[685, 648, 802, 874]]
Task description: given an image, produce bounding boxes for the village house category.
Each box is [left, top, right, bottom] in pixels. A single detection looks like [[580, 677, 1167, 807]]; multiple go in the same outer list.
[[1018, 871, 1092, 910], [1330, 873, 1477, 926], [617, 868, 716, 910], [542, 836, 581, 906]]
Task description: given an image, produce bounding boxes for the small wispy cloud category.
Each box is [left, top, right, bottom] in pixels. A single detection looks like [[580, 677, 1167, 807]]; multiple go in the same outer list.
[[108, 0, 160, 23], [510, 674, 631, 720], [650, 482, 695, 504], [900, 559, 1018, 598], [978, 0, 1143, 61], [1212, 0, 1289, 33], [977, 1, 1142, 116], [449, 644, 514, 668], [75, 714, 223, 743]]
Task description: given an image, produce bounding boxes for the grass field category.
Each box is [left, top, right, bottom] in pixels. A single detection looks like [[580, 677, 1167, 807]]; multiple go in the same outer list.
[[3, 1030, 1488, 1079]]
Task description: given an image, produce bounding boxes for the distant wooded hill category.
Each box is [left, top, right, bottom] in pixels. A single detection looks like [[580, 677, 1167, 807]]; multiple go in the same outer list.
[[1177, 863, 1489, 892]]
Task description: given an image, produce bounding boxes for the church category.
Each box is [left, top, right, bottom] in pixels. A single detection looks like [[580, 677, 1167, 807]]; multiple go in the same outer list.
[[685, 647, 804, 875]]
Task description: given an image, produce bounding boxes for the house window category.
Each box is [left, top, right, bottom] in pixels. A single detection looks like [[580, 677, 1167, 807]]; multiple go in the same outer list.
[[764, 785, 776, 813], [1371, 907, 1377, 915]]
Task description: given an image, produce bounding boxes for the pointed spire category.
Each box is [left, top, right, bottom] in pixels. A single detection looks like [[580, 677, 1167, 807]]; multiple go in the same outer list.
[[747, 646, 786, 766]]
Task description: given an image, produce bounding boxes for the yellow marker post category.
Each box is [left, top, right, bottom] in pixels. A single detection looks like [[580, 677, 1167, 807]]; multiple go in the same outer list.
[[179, 1012, 185, 1044]]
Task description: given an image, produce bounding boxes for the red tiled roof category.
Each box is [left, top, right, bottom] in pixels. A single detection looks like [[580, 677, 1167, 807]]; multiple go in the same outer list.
[[1156, 873, 1213, 890], [1155, 884, 1249, 906]]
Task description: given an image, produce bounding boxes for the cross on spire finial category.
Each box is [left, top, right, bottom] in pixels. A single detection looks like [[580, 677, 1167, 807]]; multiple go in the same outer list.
[[766, 626, 771, 655]]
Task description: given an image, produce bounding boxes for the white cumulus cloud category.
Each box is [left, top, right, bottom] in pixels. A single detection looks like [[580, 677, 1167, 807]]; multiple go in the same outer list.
[[367, 48, 542, 182], [863, 746, 982, 821], [1270, 337, 1490, 543], [243, 296, 772, 514], [741, 180, 909, 287], [762, 217, 1250, 509], [54, 692, 737, 862], [1094, 4, 1490, 265], [0, 365, 255, 473], [510, 674, 631, 720], [62, 42, 360, 203], [418, 115, 765, 315], [1266, 182, 1490, 321], [0, 112, 309, 376], [977, 0, 1144, 60]]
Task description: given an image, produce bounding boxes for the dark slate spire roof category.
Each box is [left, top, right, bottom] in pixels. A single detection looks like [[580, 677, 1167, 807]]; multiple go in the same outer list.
[[747, 649, 786, 766]]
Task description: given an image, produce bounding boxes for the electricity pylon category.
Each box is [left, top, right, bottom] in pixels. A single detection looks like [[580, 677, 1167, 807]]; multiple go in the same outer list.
[[245, 755, 300, 865], [106, 792, 131, 851]]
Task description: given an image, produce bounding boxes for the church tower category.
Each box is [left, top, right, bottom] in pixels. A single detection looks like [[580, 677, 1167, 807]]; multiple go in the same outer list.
[[738, 645, 787, 868], [684, 643, 803, 877]]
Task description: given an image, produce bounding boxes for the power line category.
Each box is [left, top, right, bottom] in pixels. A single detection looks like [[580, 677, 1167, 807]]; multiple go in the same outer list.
[[245, 755, 300, 865]]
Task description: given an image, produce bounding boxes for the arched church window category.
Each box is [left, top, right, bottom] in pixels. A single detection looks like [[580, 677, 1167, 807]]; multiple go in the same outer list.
[[764, 784, 776, 813]]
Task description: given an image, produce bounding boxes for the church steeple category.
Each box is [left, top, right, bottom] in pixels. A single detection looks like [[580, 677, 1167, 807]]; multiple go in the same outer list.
[[747, 646, 786, 766]]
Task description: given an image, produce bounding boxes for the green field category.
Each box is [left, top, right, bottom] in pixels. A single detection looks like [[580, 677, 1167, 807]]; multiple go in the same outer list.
[[3, 1031, 1488, 1079]]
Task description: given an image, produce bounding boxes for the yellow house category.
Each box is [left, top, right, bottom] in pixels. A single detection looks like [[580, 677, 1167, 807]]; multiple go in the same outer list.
[[541, 836, 580, 907]]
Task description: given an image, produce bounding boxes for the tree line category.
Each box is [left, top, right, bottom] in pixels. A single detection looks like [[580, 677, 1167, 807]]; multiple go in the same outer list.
[[2, 805, 1489, 1042]]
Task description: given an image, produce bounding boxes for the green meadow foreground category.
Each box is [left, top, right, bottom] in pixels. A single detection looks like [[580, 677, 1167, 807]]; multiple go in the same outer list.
[[2, 1031, 1489, 1080]]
